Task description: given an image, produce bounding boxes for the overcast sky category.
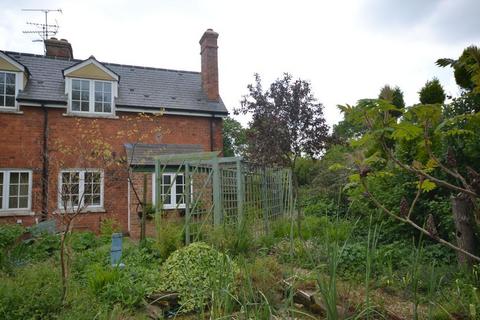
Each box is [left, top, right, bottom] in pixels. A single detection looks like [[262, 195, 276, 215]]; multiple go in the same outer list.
[[1, 0, 479, 128]]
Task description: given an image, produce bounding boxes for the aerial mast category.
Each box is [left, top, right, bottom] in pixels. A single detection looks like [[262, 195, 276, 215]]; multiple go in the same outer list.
[[22, 8, 63, 53]]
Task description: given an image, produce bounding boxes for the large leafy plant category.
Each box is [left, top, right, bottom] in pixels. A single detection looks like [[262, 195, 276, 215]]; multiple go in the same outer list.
[[341, 98, 480, 264], [158, 242, 237, 313]]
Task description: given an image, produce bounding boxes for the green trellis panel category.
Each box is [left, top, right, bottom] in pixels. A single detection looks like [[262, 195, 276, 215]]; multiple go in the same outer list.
[[154, 154, 293, 243]]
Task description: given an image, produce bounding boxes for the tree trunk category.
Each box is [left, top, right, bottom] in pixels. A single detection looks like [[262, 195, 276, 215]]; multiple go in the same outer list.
[[452, 194, 477, 267]]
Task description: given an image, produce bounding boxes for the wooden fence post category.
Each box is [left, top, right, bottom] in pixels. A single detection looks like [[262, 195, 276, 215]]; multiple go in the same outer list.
[[212, 157, 222, 226], [236, 159, 244, 228]]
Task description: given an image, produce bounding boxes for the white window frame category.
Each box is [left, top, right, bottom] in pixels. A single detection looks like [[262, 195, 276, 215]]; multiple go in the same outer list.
[[152, 173, 189, 209], [0, 169, 33, 215], [0, 71, 23, 111], [66, 77, 116, 115], [58, 169, 104, 210]]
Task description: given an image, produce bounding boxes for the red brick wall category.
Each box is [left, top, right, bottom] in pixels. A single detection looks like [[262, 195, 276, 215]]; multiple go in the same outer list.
[[0, 105, 223, 234]]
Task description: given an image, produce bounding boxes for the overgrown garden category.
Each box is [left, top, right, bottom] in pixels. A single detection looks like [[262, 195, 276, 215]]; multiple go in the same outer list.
[[1, 45, 480, 319]]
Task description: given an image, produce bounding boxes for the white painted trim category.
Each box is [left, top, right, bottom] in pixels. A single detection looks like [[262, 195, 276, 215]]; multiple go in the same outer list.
[[66, 77, 117, 116], [152, 172, 189, 209], [0, 169, 33, 215], [57, 169, 104, 211], [0, 52, 26, 72], [0, 71, 23, 111], [63, 58, 119, 81]]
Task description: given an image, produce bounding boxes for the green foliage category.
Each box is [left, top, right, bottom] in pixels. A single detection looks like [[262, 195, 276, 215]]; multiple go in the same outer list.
[[70, 231, 99, 251], [239, 256, 283, 305], [99, 218, 121, 243], [378, 84, 405, 109], [419, 78, 446, 104], [158, 242, 237, 313], [0, 261, 63, 319], [222, 116, 247, 157], [293, 157, 319, 186], [202, 221, 254, 256], [437, 45, 480, 93], [0, 225, 60, 273], [154, 220, 183, 260]]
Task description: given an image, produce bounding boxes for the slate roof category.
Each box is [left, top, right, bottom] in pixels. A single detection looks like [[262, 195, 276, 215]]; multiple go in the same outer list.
[[2, 51, 228, 115], [124, 143, 204, 166]]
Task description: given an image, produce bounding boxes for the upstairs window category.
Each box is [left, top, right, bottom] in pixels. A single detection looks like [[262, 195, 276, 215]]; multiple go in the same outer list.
[[70, 79, 113, 114], [0, 72, 16, 108]]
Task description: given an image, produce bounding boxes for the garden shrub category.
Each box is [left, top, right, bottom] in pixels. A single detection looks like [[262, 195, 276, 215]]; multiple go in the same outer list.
[[99, 218, 121, 243], [240, 256, 284, 305], [271, 215, 351, 242], [0, 261, 62, 319], [84, 243, 161, 309], [158, 242, 237, 313], [70, 231, 99, 251], [274, 238, 320, 269], [202, 222, 254, 256], [155, 220, 184, 260]]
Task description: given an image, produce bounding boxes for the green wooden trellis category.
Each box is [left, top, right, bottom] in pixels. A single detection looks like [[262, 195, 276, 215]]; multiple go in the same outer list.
[[154, 153, 293, 244]]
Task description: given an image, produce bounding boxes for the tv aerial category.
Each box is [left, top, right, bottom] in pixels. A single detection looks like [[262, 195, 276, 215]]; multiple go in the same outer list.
[[22, 8, 63, 50]]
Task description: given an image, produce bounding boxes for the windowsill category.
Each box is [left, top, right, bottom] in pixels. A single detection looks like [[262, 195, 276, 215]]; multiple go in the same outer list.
[[62, 112, 119, 119], [0, 108, 23, 115], [55, 207, 107, 214], [0, 210, 35, 217], [162, 206, 186, 210]]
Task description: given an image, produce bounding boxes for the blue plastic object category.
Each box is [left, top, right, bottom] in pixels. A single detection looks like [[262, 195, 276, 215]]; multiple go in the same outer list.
[[110, 233, 125, 267]]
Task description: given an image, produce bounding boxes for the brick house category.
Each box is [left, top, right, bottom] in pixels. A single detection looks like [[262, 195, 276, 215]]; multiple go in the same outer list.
[[0, 29, 227, 235]]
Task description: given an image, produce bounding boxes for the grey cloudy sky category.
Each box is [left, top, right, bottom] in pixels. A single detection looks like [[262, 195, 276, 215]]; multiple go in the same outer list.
[[1, 0, 479, 127]]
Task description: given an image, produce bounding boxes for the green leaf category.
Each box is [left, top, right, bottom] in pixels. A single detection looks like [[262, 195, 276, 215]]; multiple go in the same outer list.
[[328, 163, 346, 171], [391, 122, 423, 141], [418, 179, 436, 192]]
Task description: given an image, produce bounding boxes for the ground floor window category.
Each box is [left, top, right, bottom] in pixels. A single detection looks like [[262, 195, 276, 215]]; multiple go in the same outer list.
[[152, 173, 186, 209], [0, 170, 32, 212], [59, 170, 103, 210]]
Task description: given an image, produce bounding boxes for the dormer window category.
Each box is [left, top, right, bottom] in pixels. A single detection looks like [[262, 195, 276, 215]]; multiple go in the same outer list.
[[70, 79, 113, 114], [0, 72, 16, 108], [63, 56, 119, 117]]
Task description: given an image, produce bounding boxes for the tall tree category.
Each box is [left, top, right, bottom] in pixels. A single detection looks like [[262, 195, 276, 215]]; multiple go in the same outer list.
[[378, 85, 405, 109], [222, 116, 247, 157], [235, 73, 329, 169], [419, 78, 446, 104], [437, 45, 480, 93]]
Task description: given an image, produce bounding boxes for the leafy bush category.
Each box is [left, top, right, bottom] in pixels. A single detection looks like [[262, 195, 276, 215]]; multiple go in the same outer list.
[[70, 231, 99, 251], [99, 218, 121, 243], [84, 243, 161, 309], [271, 215, 352, 242], [275, 238, 320, 269], [0, 261, 63, 319], [0, 225, 60, 272], [154, 220, 183, 260], [202, 222, 254, 256], [240, 256, 283, 304], [158, 242, 237, 313]]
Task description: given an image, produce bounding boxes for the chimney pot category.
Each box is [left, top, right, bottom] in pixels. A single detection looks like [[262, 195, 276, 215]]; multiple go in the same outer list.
[[199, 29, 219, 101], [44, 38, 73, 59]]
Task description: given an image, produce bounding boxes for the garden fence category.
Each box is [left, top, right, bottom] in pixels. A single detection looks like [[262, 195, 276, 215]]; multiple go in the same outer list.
[[154, 153, 294, 244]]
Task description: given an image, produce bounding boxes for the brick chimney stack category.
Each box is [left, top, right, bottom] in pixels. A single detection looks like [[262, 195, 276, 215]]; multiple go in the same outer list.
[[44, 37, 73, 59], [199, 29, 219, 101]]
